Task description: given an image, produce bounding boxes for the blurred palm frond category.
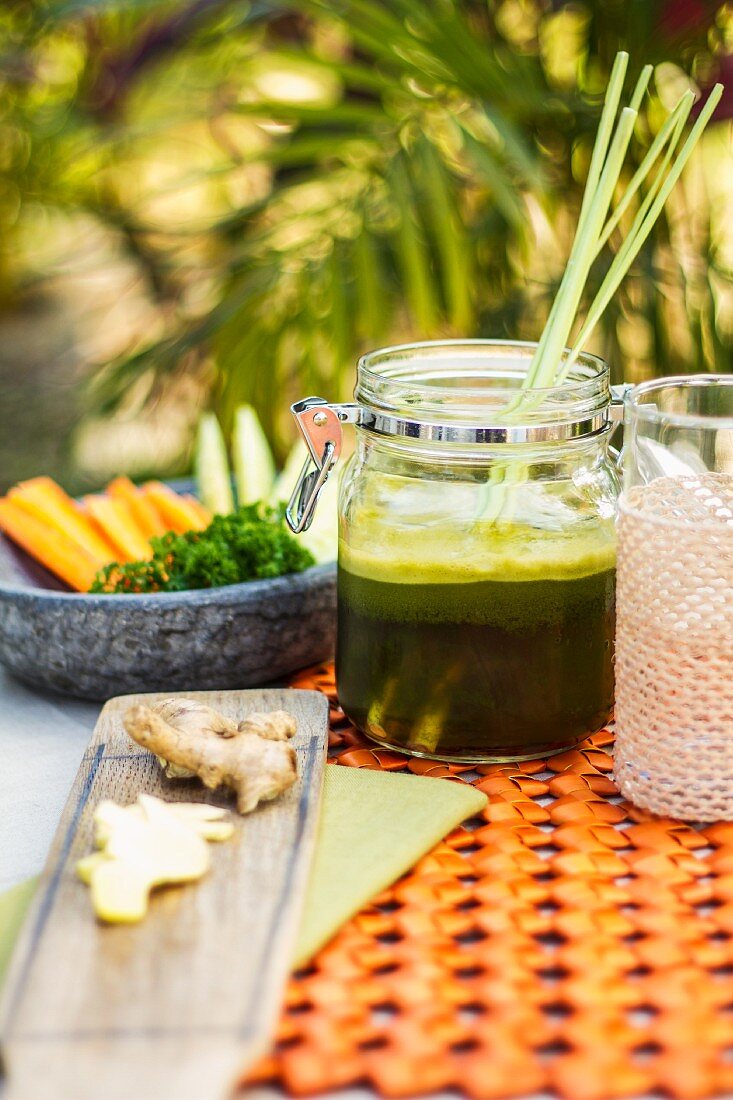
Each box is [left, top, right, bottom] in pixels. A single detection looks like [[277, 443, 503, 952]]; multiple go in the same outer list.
[[1, 0, 732, 460]]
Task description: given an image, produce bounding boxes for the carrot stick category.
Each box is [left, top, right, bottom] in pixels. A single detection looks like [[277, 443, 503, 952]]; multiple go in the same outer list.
[[9, 477, 117, 564], [142, 481, 209, 533], [0, 499, 102, 591], [84, 496, 151, 563], [182, 494, 212, 529], [106, 477, 168, 539]]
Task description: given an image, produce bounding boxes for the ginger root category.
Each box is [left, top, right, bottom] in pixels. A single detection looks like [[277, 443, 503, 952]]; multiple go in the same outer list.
[[123, 698, 298, 814], [148, 698, 240, 779], [77, 794, 233, 923]]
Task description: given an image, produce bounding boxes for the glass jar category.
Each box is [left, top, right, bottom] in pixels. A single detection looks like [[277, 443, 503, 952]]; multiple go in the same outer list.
[[287, 340, 621, 763]]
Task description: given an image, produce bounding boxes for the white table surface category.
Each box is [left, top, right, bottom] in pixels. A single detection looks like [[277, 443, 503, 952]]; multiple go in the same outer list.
[[0, 668, 100, 890]]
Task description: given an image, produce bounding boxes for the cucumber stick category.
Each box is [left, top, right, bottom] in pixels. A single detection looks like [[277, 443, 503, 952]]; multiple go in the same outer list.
[[195, 413, 235, 515], [271, 439, 308, 504], [233, 404, 276, 506], [299, 466, 338, 564]]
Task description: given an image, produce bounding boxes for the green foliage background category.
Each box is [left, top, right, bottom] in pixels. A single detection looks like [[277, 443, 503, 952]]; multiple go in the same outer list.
[[2, 0, 732, 471]]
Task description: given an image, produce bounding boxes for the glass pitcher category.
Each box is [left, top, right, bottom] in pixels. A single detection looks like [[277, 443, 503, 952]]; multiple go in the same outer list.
[[287, 340, 622, 763]]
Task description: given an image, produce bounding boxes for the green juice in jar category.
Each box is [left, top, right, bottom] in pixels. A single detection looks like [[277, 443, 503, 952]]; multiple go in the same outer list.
[[337, 517, 616, 762]]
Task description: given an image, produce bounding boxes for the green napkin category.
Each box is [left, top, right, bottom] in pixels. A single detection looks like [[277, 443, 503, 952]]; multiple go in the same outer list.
[[0, 879, 37, 983], [295, 765, 486, 965], [0, 765, 486, 984]]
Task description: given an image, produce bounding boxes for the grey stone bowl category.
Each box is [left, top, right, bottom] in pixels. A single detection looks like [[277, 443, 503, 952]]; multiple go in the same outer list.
[[0, 532, 336, 700]]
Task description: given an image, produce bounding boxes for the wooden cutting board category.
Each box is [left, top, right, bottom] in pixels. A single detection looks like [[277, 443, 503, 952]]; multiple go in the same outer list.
[[0, 688, 329, 1100]]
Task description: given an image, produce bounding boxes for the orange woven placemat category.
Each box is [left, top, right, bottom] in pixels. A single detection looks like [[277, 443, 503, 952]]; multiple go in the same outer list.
[[246, 663, 733, 1100]]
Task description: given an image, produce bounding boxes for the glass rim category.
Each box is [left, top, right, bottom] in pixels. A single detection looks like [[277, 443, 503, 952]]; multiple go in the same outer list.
[[352, 339, 612, 442], [625, 374, 733, 431], [357, 339, 609, 401]]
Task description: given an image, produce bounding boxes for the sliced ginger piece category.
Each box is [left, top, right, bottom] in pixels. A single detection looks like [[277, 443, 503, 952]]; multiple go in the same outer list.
[[164, 802, 234, 841], [77, 794, 232, 924], [180, 818, 233, 842], [93, 797, 234, 845], [76, 851, 108, 885], [101, 795, 210, 884], [90, 861, 151, 924]]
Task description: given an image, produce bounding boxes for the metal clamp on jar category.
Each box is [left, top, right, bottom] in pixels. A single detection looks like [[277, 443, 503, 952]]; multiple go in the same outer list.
[[287, 340, 625, 764]]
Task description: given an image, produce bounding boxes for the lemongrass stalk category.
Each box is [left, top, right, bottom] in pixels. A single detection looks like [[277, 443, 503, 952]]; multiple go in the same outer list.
[[515, 103, 639, 406], [522, 52, 631, 384], [480, 63, 723, 528], [527, 66, 653, 397], [564, 106, 691, 371], [522, 63, 645, 396], [561, 84, 722, 379], [492, 93, 688, 446], [526, 107, 638, 393], [596, 89, 695, 252], [473, 463, 508, 523], [519, 95, 690, 403], [574, 52, 629, 242], [629, 64, 654, 112]]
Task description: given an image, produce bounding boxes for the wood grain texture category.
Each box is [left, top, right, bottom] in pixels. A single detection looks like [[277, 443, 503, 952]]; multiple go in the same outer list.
[[0, 687, 329, 1100]]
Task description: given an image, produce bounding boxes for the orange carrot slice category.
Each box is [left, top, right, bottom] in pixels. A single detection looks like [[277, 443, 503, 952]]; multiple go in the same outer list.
[[182, 493, 212, 529], [0, 499, 102, 591], [9, 477, 117, 564], [106, 477, 168, 539], [142, 481, 209, 533], [84, 496, 151, 563]]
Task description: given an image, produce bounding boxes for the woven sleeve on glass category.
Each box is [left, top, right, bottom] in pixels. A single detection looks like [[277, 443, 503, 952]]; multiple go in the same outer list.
[[614, 475, 733, 821]]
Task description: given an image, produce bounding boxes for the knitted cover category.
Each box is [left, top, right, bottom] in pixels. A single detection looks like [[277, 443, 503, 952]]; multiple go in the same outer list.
[[244, 663, 733, 1100], [615, 474, 733, 821]]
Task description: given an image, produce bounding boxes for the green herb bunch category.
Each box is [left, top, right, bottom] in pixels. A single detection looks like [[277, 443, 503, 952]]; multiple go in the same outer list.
[[90, 504, 315, 594]]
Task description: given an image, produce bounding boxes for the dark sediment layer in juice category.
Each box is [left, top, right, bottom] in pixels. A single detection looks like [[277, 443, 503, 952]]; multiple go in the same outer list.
[[337, 560, 615, 760]]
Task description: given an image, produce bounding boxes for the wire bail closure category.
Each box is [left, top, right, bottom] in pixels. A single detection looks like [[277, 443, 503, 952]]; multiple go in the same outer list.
[[285, 398, 358, 533], [285, 383, 629, 533]]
